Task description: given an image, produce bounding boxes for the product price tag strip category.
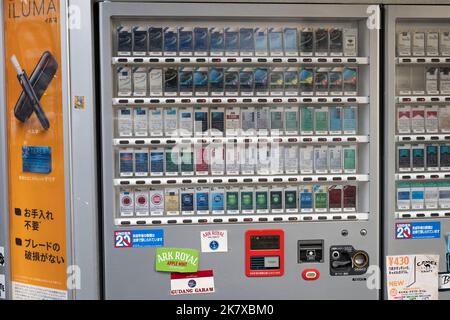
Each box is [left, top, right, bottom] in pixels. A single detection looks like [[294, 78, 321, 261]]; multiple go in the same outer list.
[[398, 57, 450, 64], [115, 212, 369, 226], [113, 96, 369, 106], [396, 172, 450, 180], [397, 95, 450, 104], [396, 134, 450, 143], [113, 135, 369, 147], [114, 174, 369, 187], [112, 56, 369, 66], [396, 210, 450, 219]]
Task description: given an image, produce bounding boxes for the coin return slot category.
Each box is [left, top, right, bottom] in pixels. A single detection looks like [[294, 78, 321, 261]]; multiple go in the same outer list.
[[298, 240, 324, 263]]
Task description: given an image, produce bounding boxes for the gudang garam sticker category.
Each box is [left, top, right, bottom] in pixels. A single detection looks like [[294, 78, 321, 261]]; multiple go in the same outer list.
[[386, 254, 439, 300], [156, 248, 199, 273]]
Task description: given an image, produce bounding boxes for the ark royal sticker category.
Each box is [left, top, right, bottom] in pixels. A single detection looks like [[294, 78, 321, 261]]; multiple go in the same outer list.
[[170, 270, 215, 296], [156, 248, 199, 273], [386, 254, 439, 300], [201, 230, 228, 253]]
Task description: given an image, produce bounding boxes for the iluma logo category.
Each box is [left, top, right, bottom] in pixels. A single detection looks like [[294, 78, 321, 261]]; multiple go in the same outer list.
[[8, 0, 57, 19]]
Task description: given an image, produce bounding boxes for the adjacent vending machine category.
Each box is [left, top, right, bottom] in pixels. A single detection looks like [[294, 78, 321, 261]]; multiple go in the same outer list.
[[100, 2, 380, 299], [384, 5, 450, 300]]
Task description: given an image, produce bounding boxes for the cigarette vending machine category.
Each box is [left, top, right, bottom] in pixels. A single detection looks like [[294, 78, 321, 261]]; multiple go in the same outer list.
[[0, 0, 99, 300], [384, 5, 450, 300], [98, 1, 381, 300]]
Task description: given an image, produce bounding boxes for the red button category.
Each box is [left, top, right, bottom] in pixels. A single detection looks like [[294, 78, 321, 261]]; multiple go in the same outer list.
[[302, 269, 320, 281]]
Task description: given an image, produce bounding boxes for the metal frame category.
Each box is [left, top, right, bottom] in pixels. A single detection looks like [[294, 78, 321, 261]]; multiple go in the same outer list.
[[100, 2, 380, 300], [384, 5, 450, 300], [60, 0, 75, 301], [0, 0, 11, 300], [66, 0, 101, 300]]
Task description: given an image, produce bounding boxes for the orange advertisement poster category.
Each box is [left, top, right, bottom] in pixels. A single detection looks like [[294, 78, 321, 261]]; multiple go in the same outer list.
[[3, 0, 67, 299]]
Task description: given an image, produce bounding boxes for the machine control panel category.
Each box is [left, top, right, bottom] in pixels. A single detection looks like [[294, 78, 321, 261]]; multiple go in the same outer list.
[[246, 230, 284, 277], [330, 245, 369, 276]]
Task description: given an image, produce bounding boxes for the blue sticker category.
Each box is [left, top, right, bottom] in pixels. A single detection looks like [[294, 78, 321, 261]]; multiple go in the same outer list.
[[22, 146, 52, 174], [211, 191, 225, 211], [209, 241, 219, 251], [396, 222, 441, 240], [447, 252, 450, 273], [447, 235, 450, 253], [164, 29, 178, 52], [196, 191, 210, 211], [115, 230, 164, 248]]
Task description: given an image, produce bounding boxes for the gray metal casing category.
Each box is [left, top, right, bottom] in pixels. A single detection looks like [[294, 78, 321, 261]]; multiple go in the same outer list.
[[100, 2, 380, 300], [384, 5, 450, 300], [0, 0, 100, 300]]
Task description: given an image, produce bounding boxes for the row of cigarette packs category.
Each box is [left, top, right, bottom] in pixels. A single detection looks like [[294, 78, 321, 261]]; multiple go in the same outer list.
[[398, 30, 450, 56], [119, 185, 358, 217], [117, 66, 359, 97], [398, 144, 450, 172], [118, 145, 358, 177], [398, 67, 450, 96], [397, 181, 450, 210], [397, 105, 450, 134], [117, 106, 358, 138], [118, 26, 358, 57]]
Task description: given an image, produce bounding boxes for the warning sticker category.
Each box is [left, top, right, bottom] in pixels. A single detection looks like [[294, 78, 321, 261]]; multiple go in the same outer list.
[[115, 230, 164, 248], [170, 270, 215, 296], [395, 222, 440, 240], [386, 254, 439, 300], [12, 281, 67, 300]]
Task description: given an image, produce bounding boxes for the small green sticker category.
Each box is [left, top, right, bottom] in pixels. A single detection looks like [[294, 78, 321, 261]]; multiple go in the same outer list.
[[344, 149, 356, 170], [270, 191, 283, 209], [285, 111, 298, 131], [166, 148, 179, 173], [315, 191, 328, 209], [301, 107, 313, 132], [155, 248, 199, 273], [241, 191, 254, 210], [256, 191, 268, 210], [226, 192, 239, 210], [315, 110, 329, 132], [285, 190, 297, 209]]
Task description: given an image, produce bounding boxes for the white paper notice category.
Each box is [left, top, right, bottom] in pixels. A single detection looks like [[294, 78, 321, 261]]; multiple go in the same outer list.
[[0, 274, 5, 299], [386, 254, 439, 300], [0, 247, 5, 267], [201, 230, 228, 253], [170, 270, 215, 296]]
